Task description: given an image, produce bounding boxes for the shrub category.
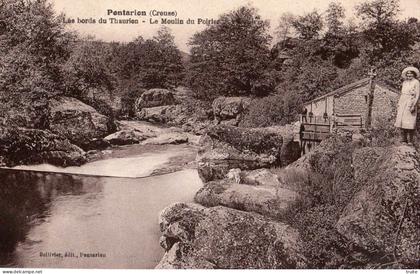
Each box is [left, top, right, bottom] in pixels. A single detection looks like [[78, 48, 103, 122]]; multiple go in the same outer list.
[[239, 93, 302, 127], [366, 111, 399, 147], [277, 139, 366, 268], [208, 125, 283, 159]]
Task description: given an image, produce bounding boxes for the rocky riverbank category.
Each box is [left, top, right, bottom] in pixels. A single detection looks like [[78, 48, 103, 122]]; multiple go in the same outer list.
[[155, 129, 420, 269], [0, 93, 202, 168], [2, 87, 418, 269]]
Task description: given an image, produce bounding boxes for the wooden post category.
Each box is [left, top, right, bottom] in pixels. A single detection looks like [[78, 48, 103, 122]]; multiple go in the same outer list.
[[366, 68, 377, 128]]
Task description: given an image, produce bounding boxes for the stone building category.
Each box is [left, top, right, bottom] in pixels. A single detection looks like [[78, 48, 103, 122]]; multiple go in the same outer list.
[[304, 78, 399, 127]]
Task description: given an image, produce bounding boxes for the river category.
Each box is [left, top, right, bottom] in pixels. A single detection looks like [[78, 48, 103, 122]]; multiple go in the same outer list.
[[0, 144, 202, 269]]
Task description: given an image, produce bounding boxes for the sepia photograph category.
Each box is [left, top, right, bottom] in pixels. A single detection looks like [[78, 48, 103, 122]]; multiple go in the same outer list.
[[0, 0, 419, 271]]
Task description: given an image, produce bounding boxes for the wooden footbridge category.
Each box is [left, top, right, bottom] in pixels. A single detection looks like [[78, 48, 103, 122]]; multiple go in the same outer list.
[[299, 114, 363, 154]]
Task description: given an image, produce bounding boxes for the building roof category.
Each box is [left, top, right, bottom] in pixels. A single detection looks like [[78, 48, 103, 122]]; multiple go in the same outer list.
[[305, 78, 399, 105]]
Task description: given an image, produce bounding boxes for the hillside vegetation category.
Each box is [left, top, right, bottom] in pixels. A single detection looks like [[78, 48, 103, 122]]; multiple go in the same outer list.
[[2, 0, 419, 129]]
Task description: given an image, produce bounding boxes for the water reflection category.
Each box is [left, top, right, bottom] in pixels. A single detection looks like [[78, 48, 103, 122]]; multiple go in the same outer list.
[[0, 168, 202, 269], [0, 170, 95, 266]]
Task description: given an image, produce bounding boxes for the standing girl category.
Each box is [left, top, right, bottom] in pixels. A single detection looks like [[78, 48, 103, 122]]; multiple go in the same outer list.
[[394, 66, 420, 145]]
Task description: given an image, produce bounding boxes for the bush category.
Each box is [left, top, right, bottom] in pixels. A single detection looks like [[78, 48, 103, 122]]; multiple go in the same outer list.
[[208, 125, 283, 159], [366, 112, 399, 147], [280, 170, 354, 268], [239, 93, 302, 127], [276, 139, 366, 268]]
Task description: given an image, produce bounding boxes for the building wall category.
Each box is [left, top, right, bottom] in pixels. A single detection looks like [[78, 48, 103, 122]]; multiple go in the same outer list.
[[334, 85, 368, 115], [305, 96, 334, 117], [334, 84, 398, 126], [371, 85, 399, 126]]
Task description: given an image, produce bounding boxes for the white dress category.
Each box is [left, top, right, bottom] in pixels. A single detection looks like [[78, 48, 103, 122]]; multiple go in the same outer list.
[[394, 78, 420, 129]]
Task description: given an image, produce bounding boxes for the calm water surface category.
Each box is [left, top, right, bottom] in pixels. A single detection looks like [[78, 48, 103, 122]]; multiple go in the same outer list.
[[0, 149, 202, 269]]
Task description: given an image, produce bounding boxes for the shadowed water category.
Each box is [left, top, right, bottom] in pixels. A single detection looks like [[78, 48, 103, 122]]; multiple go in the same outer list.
[[0, 165, 202, 268]]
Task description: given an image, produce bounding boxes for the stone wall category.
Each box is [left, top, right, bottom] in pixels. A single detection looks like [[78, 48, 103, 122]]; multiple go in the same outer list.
[[334, 85, 369, 116], [334, 84, 398, 126], [371, 85, 399, 125]]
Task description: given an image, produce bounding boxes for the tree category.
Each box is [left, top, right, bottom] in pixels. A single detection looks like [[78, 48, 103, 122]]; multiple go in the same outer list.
[[187, 6, 272, 99], [62, 37, 115, 99], [0, 0, 72, 96], [275, 12, 296, 44], [292, 11, 324, 40], [115, 26, 184, 89], [321, 3, 361, 68], [0, 0, 73, 128], [355, 0, 415, 59], [325, 2, 345, 36], [355, 0, 400, 27]]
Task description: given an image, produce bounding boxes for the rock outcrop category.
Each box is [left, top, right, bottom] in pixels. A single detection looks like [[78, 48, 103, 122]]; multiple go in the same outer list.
[[239, 168, 281, 186], [48, 96, 112, 149], [336, 145, 420, 266], [212, 96, 251, 126], [197, 145, 277, 183], [156, 203, 306, 269], [287, 134, 352, 171], [0, 127, 86, 167], [197, 125, 283, 182], [136, 105, 172, 123], [194, 180, 299, 219], [104, 129, 154, 145], [141, 132, 189, 145], [135, 89, 176, 111]]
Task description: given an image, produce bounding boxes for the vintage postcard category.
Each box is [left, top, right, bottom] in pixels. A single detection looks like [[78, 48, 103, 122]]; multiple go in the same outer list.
[[0, 0, 419, 271]]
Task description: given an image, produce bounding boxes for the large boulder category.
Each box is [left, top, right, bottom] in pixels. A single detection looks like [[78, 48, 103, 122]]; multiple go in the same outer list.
[[194, 180, 299, 219], [141, 132, 189, 145], [241, 168, 281, 186], [197, 145, 277, 183], [0, 127, 86, 167], [104, 129, 155, 145], [212, 96, 251, 125], [197, 125, 283, 182], [336, 145, 420, 266], [287, 134, 352, 171], [136, 105, 172, 123], [135, 89, 176, 111], [156, 203, 306, 269], [48, 96, 112, 149]]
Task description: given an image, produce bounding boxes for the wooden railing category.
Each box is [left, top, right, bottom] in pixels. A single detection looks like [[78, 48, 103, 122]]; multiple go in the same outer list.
[[299, 115, 332, 142], [334, 114, 363, 128], [299, 114, 363, 142]]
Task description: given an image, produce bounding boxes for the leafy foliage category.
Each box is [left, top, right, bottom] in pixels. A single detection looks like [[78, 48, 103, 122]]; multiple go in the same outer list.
[[62, 37, 115, 99], [187, 6, 273, 99], [292, 11, 324, 40], [281, 138, 361, 268], [325, 2, 345, 35], [275, 12, 296, 43], [115, 26, 184, 90], [239, 92, 303, 127], [0, 0, 72, 96]]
